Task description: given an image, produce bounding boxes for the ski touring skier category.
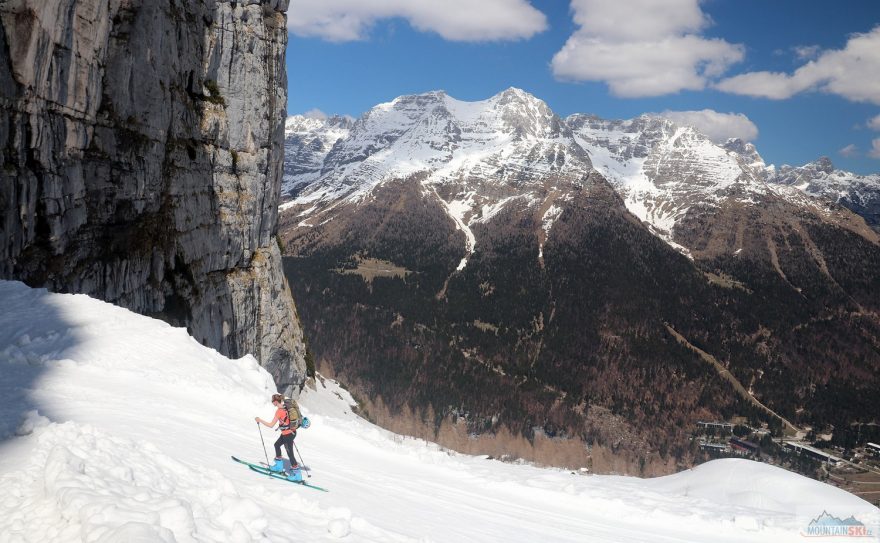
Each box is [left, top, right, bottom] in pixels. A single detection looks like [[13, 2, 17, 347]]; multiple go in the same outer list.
[[255, 393, 302, 481]]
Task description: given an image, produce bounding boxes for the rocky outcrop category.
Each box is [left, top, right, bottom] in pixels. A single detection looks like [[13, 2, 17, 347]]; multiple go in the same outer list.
[[0, 0, 307, 392]]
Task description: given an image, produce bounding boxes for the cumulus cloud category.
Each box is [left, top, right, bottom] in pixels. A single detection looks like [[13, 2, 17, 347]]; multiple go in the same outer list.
[[868, 114, 880, 131], [839, 144, 859, 158], [286, 0, 547, 42], [870, 139, 880, 159], [716, 26, 880, 105], [550, 0, 744, 97], [659, 109, 758, 143]]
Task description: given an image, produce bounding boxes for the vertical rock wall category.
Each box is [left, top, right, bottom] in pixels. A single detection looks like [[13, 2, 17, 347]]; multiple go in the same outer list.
[[0, 0, 306, 392]]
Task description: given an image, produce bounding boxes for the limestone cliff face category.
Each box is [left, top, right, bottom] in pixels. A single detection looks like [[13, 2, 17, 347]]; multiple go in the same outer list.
[[0, 0, 306, 392]]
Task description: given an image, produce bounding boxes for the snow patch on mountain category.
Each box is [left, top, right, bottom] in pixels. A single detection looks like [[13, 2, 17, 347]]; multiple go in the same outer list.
[[567, 114, 775, 248]]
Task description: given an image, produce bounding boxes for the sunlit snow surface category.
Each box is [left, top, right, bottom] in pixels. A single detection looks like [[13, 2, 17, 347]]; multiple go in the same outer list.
[[1, 280, 878, 542]]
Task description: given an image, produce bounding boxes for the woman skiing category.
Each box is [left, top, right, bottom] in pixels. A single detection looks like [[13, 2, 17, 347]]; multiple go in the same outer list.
[[255, 393, 299, 475]]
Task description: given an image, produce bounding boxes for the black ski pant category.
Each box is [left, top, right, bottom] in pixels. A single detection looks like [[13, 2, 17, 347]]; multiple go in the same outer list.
[[274, 432, 296, 464]]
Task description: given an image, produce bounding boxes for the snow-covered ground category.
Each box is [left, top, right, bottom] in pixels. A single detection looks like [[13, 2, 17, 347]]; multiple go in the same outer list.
[[1, 280, 878, 542]]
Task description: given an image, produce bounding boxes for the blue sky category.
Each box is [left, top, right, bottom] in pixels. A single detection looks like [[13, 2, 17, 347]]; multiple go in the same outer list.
[[285, 1, 880, 174]]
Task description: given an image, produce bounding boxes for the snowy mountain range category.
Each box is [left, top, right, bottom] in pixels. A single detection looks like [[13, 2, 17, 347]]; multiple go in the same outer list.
[[281, 88, 879, 254], [3, 279, 878, 542], [284, 88, 591, 199], [770, 156, 880, 230]]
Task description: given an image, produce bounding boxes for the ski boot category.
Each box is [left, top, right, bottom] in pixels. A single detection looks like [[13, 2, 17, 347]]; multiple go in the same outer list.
[[269, 457, 285, 473], [286, 467, 303, 482]]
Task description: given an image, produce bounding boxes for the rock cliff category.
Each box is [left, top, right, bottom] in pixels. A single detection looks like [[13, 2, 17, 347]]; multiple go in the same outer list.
[[0, 0, 306, 392]]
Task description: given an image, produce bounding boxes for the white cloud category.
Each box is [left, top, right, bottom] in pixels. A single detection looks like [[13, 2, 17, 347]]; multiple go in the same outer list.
[[566, 0, 708, 41], [839, 144, 859, 158], [302, 108, 328, 120], [286, 0, 547, 42], [659, 109, 758, 143], [716, 26, 880, 105], [868, 114, 880, 131], [550, 0, 744, 97], [870, 139, 880, 159]]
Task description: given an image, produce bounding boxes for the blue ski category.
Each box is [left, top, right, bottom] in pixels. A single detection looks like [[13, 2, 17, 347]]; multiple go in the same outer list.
[[231, 456, 329, 492]]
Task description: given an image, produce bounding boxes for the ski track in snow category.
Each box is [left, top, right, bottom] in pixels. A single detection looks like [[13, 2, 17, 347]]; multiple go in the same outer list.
[[1, 280, 878, 542]]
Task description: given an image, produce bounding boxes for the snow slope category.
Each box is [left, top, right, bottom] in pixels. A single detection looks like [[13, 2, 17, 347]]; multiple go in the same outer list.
[[1, 280, 878, 542]]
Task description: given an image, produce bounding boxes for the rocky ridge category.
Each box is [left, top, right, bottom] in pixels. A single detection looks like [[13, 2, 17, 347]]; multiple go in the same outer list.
[[0, 0, 306, 391], [767, 156, 880, 231]]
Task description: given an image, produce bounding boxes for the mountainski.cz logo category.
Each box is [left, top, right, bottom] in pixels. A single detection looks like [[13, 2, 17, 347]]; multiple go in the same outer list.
[[801, 511, 877, 538]]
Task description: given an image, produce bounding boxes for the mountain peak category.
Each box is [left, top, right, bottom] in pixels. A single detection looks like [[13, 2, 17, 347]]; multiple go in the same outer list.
[[723, 138, 765, 166], [808, 156, 835, 173], [495, 86, 537, 101], [491, 86, 548, 110], [402, 89, 448, 101]]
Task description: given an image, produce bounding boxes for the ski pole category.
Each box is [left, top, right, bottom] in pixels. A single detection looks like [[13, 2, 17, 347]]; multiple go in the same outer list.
[[293, 439, 310, 478], [257, 422, 270, 467]]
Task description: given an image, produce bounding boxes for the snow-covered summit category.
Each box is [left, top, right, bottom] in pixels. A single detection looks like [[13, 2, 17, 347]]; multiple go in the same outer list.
[[2, 279, 878, 542], [285, 114, 355, 139], [284, 87, 592, 207], [723, 138, 766, 171], [283, 88, 595, 269], [773, 156, 879, 194]]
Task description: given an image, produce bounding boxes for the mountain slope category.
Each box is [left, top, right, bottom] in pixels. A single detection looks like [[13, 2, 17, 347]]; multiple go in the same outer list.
[[278, 89, 880, 475], [566, 115, 876, 251], [1, 280, 877, 542]]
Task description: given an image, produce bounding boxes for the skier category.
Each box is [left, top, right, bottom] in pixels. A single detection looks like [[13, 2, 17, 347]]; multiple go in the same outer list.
[[255, 393, 299, 474]]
